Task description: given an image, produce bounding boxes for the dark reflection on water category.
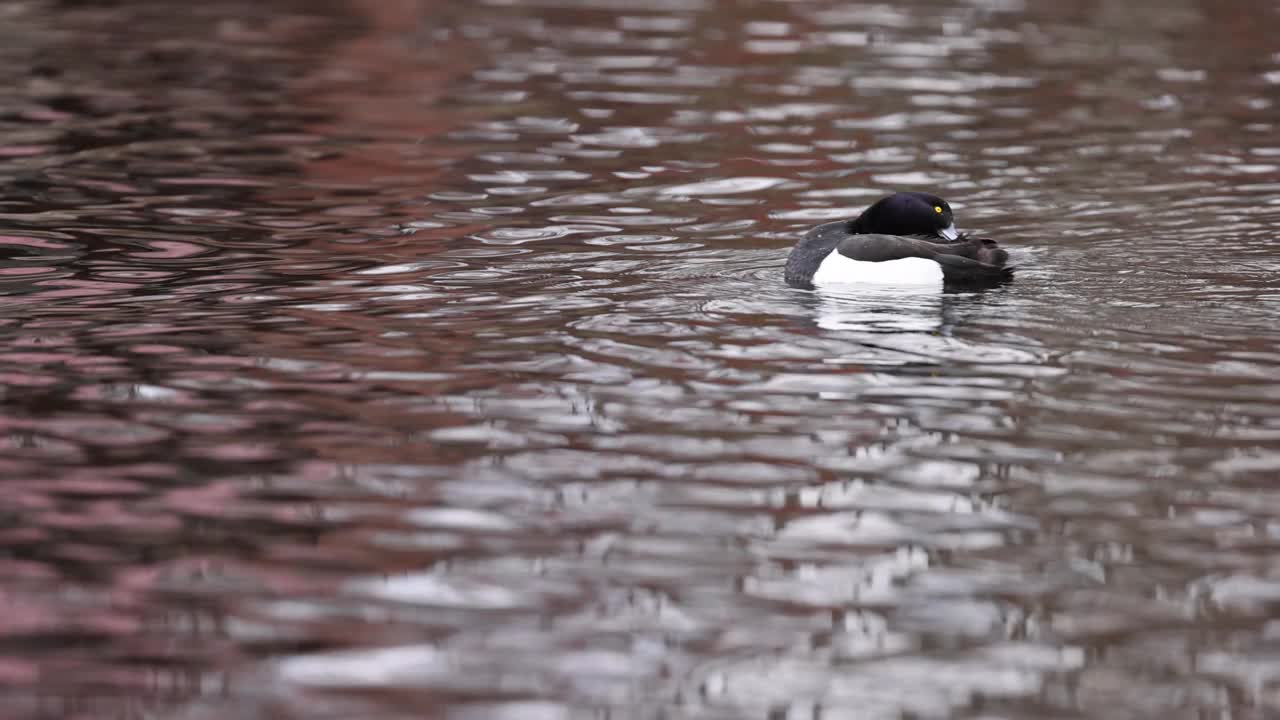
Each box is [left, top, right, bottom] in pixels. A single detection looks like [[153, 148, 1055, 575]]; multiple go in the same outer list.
[[2, 0, 1280, 717]]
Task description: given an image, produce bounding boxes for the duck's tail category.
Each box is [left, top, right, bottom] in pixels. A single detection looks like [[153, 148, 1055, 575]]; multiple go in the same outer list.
[[974, 238, 1009, 267], [948, 233, 1009, 266], [934, 253, 1014, 287]]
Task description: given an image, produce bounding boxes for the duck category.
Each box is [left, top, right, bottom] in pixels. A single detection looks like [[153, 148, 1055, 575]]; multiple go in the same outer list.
[[784, 192, 1012, 289]]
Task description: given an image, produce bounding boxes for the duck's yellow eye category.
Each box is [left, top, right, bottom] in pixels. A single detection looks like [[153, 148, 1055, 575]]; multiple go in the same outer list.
[[934, 206, 943, 214]]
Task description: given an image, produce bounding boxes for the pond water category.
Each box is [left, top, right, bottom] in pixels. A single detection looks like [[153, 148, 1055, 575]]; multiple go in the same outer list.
[[2, 0, 1280, 717]]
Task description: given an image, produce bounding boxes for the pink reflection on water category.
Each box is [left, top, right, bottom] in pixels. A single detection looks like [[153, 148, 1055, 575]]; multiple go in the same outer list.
[[0, 658, 38, 684], [159, 480, 240, 516], [21, 108, 73, 122], [39, 475, 149, 495], [124, 240, 211, 259], [158, 177, 273, 187], [93, 324, 194, 339], [0, 373, 59, 387], [0, 558, 56, 581], [0, 235, 74, 249], [32, 279, 142, 299], [0, 145, 53, 157], [94, 270, 181, 280], [127, 344, 187, 354], [0, 352, 78, 363], [35, 417, 170, 446], [193, 443, 284, 462]]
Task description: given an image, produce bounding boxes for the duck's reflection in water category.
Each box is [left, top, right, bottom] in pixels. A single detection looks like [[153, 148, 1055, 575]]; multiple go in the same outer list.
[[812, 286, 949, 335], [807, 286, 1039, 369]]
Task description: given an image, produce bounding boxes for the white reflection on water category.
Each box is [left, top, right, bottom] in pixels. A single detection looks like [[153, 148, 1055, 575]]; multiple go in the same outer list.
[[813, 286, 946, 334]]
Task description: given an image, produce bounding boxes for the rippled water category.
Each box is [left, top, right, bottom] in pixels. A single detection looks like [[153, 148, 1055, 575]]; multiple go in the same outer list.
[[3, 0, 1280, 717]]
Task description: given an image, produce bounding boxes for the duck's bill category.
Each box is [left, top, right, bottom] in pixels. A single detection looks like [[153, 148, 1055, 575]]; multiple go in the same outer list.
[[937, 224, 958, 241]]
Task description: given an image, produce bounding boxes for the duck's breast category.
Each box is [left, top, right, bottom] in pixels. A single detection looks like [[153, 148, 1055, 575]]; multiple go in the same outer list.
[[811, 251, 943, 287]]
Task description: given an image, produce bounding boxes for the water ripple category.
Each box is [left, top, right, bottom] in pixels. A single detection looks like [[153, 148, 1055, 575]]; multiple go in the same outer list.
[[1, 0, 1278, 718]]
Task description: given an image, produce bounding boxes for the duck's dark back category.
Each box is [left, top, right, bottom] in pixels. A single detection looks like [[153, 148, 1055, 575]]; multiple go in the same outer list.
[[784, 221, 846, 288]]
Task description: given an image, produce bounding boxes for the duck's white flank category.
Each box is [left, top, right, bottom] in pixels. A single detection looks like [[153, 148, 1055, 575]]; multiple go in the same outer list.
[[811, 251, 944, 287]]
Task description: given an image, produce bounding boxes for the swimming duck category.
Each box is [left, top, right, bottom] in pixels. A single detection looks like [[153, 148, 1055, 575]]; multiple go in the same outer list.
[[784, 192, 1012, 289]]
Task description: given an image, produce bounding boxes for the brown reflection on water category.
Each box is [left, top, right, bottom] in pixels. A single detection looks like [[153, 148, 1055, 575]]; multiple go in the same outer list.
[[0, 0, 1279, 718]]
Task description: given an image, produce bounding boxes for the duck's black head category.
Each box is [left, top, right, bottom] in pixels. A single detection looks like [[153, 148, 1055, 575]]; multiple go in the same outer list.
[[848, 192, 958, 240]]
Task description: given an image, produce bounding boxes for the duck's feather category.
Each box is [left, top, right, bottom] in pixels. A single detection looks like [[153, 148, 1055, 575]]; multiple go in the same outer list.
[[784, 221, 845, 287], [835, 232, 1012, 286], [784, 221, 1012, 289]]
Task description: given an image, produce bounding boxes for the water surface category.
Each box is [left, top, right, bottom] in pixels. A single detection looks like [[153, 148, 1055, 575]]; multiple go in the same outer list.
[[2, 0, 1280, 717]]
